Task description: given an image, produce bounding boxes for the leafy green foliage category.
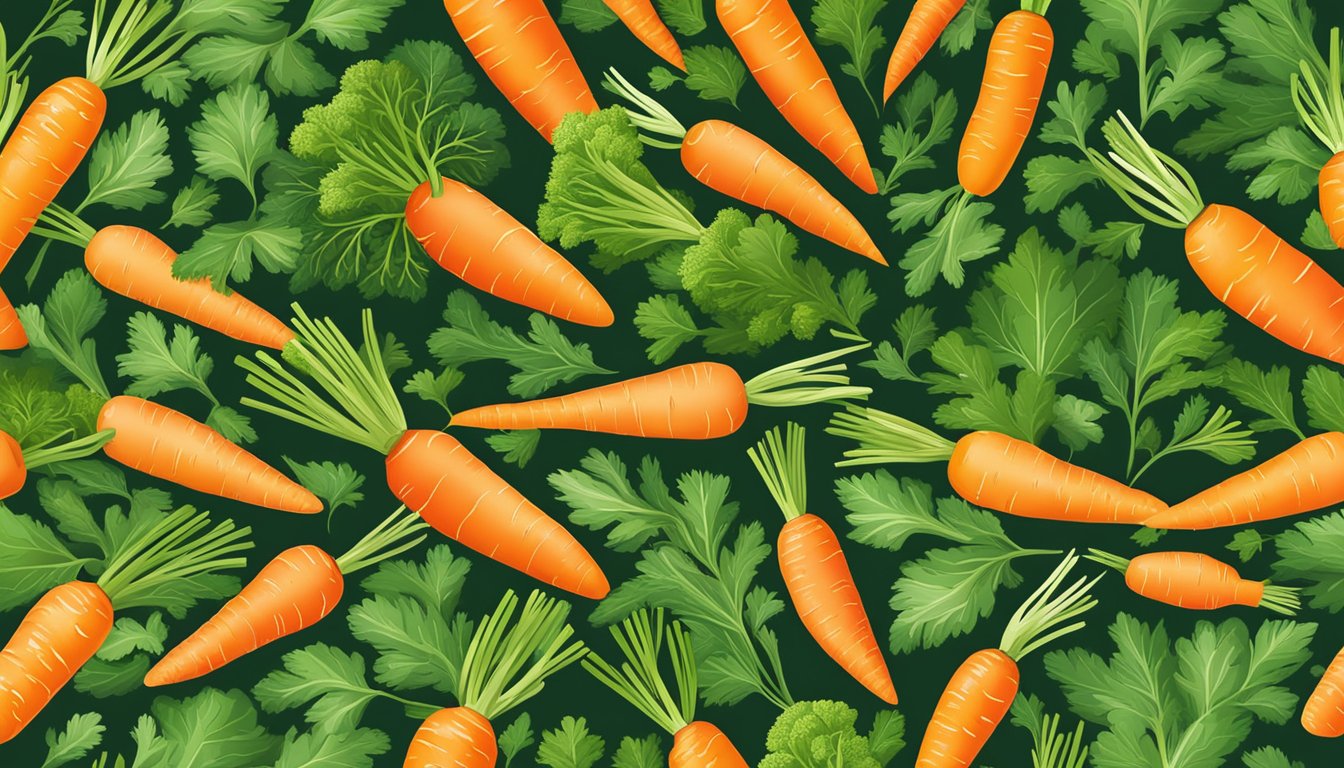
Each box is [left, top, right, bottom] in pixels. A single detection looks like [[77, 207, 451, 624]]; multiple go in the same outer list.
[[282, 459, 366, 514], [1045, 614, 1315, 768], [612, 736, 664, 768], [165, 176, 220, 228], [559, 0, 618, 32], [864, 305, 937, 383], [810, 0, 884, 110], [924, 333, 1056, 443], [1301, 365, 1344, 432], [40, 713, 104, 768], [0, 506, 87, 611], [149, 688, 282, 767], [1227, 530, 1266, 563], [1226, 127, 1330, 204], [874, 74, 956, 194], [76, 612, 169, 695], [0, 359, 102, 450], [499, 713, 537, 768], [187, 83, 279, 201], [940, 0, 992, 56], [1217, 358, 1303, 438], [272, 727, 391, 768], [486, 430, 542, 469], [17, 269, 111, 399], [83, 110, 173, 211], [1271, 510, 1344, 612], [254, 644, 390, 734], [1243, 747, 1304, 768], [760, 700, 904, 768], [537, 717, 605, 768], [650, 46, 749, 107], [891, 189, 1004, 297], [1023, 82, 1107, 212]]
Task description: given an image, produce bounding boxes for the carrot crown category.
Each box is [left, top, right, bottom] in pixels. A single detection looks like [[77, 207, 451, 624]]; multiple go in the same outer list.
[[31, 202, 98, 250], [582, 608, 696, 735], [1021, 0, 1053, 13], [457, 590, 586, 721], [748, 422, 808, 521], [85, 0, 197, 89], [744, 340, 873, 408], [998, 550, 1100, 662], [238, 306, 409, 454], [602, 68, 688, 149], [95, 505, 253, 613], [1088, 112, 1205, 230], [1083, 549, 1130, 575], [826, 406, 956, 466], [334, 505, 429, 576], [1292, 27, 1344, 153], [17, 428, 115, 471]]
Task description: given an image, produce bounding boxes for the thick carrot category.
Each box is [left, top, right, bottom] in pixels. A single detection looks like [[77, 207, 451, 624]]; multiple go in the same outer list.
[[0, 287, 24, 350], [883, 0, 966, 103], [682, 120, 886, 264], [1088, 550, 1299, 614], [1324, 153, 1344, 248], [0, 582, 113, 744], [441, 0, 598, 142], [716, 0, 878, 193], [404, 178, 613, 327], [670, 721, 751, 768], [404, 706, 497, 768], [948, 431, 1167, 524], [144, 545, 343, 687], [98, 395, 322, 514], [84, 226, 293, 349], [452, 362, 748, 439], [1146, 432, 1344, 530], [1304, 647, 1344, 737], [957, 9, 1053, 197], [385, 430, 609, 599], [0, 430, 22, 499], [605, 0, 685, 71], [0, 77, 105, 274]]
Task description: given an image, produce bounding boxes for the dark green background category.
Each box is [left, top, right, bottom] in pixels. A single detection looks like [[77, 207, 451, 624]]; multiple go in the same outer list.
[[1, 0, 1340, 764]]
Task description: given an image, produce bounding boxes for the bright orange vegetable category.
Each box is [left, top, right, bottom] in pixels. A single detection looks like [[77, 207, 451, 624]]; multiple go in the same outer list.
[[404, 178, 613, 327], [716, 0, 878, 193], [1304, 646, 1344, 737], [958, 5, 1054, 197], [1323, 152, 1344, 248], [404, 706, 498, 768], [0, 288, 25, 350], [605, 0, 685, 70], [0, 431, 22, 499], [1087, 550, 1299, 614], [441, 0, 599, 142], [883, 0, 966, 103], [1291, 26, 1344, 249], [670, 721, 750, 768]]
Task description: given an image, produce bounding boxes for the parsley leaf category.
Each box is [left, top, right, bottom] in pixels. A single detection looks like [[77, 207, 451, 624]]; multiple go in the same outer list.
[[874, 73, 957, 194], [152, 688, 281, 767], [426, 291, 612, 398], [1228, 126, 1330, 204], [73, 655, 152, 698], [1053, 394, 1108, 452], [1023, 82, 1107, 212], [1129, 395, 1255, 484], [612, 736, 664, 768], [657, 0, 706, 35], [40, 713, 104, 768], [402, 367, 464, 414], [499, 714, 537, 768], [811, 0, 885, 112], [83, 110, 173, 211], [537, 717, 605, 768], [188, 83, 279, 201], [254, 644, 386, 734], [486, 430, 542, 469], [681, 45, 747, 107], [282, 459, 365, 514], [173, 219, 302, 292], [304, 0, 402, 50], [17, 270, 110, 399], [1271, 511, 1344, 612], [634, 294, 707, 364], [1217, 358, 1303, 438], [165, 176, 220, 228], [925, 333, 1056, 443], [116, 312, 214, 401], [897, 192, 1004, 296], [273, 727, 390, 768], [558, 0, 618, 32], [1301, 365, 1344, 432], [864, 305, 937, 383], [1227, 530, 1266, 563], [1303, 210, 1342, 251], [0, 507, 88, 610], [1243, 747, 1304, 768], [95, 613, 168, 661]]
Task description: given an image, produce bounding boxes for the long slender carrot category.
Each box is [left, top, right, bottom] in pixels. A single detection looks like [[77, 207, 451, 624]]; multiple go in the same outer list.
[[403, 178, 614, 327], [916, 552, 1099, 767], [1324, 152, 1344, 248], [1086, 549, 1299, 614], [749, 424, 897, 704], [883, 0, 966, 103], [1145, 432, 1344, 530], [84, 226, 293, 349], [1304, 646, 1344, 737], [0, 582, 111, 744], [404, 707, 498, 768], [0, 287, 25, 350], [716, 0, 878, 193], [441, 0, 599, 142], [0, 430, 22, 499], [958, 4, 1054, 197], [97, 395, 322, 514], [605, 0, 685, 71], [0, 77, 105, 274]]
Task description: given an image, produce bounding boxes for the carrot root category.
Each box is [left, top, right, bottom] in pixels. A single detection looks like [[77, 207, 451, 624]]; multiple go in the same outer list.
[[915, 647, 1019, 767], [403, 706, 497, 768], [605, 0, 686, 70], [883, 0, 966, 103], [0, 287, 27, 350], [1304, 646, 1344, 738], [1321, 151, 1344, 249], [670, 721, 750, 768]]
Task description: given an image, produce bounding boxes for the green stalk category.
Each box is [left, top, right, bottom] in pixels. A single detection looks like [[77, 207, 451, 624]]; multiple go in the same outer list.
[[602, 68, 689, 148], [744, 341, 872, 407], [96, 506, 253, 611], [582, 608, 696, 735], [825, 406, 957, 466], [19, 429, 115, 470], [85, 0, 195, 90], [334, 505, 429, 575], [999, 551, 1100, 662], [1089, 111, 1204, 229], [747, 422, 808, 521], [1292, 27, 1344, 153], [31, 202, 96, 248]]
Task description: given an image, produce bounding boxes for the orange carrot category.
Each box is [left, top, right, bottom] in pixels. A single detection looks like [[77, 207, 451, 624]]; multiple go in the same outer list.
[[605, 0, 686, 70], [1145, 432, 1344, 530], [0, 77, 105, 274], [84, 226, 294, 349], [958, 5, 1054, 197], [1086, 550, 1299, 614], [670, 721, 750, 768], [404, 178, 614, 327], [716, 0, 878, 193], [1323, 152, 1344, 248], [916, 552, 1098, 767], [883, 0, 966, 103], [0, 430, 22, 499], [0, 287, 25, 350], [1304, 646, 1344, 737], [441, 0, 599, 142], [98, 395, 322, 514], [404, 706, 498, 768], [750, 424, 897, 704], [1290, 27, 1344, 249]]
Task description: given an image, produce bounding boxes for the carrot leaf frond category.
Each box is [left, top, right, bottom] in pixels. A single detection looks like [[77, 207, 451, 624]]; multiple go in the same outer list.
[[85, 0, 187, 89], [748, 422, 808, 521], [1091, 112, 1204, 229], [238, 305, 408, 454], [458, 590, 586, 721], [334, 505, 428, 576], [582, 608, 695, 735], [602, 68, 687, 148], [999, 550, 1101, 661], [1258, 584, 1301, 616], [826, 406, 956, 466], [744, 340, 872, 408], [1291, 27, 1344, 153], [1082, 548, 1130, 575]]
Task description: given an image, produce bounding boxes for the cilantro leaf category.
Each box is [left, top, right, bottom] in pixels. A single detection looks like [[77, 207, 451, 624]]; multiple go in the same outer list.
[[1130, 395, 1255, 483], [656, 0, 706, 35], [116, 312, 214, 401], [1023, 155, 1101, 213], [681, 45, 747, 107], [358, 544, 471, 620], [1301, 365, 1344, 432], [40, 713, 104, 768], [811, 0, 884, 111], [173, 219, 302, 292], [17, 269, 110, 398], [499, 714, 537, 768], [1081, 221, 1145, 260], [898, 193, 1003, 296], [273, 728, 391, 768], [1217, 358, 1303, 438], [254, 644, 384, 733], [558, 0, 618, 32], [1272, 511, 1344, 612], [304, 0, 402, 50], [1053, 395, 1108, 451], [166, 176, 220, 228], [925, 333, 1055, 443], [95, 613, 168, 661], [1303, 210, 1342, 251], [634, 294, 707, 364], [1243, 747, 1303, 768], [612, 736, 664, 768], [486, 430, 542, 469], [265, 36, 335, 96], [152, 688, 281, 767], [939, 0, 992, 56], [1227, 530, 1266, 563], [1227, 126, 1330, 204], [74, 655, 152, 698], [402, 367, 464, 414], [83, 110, 173, 211], [347, 595, 471, 694], [0, 507, 90, 610], [142, 61, 193, 105], [0, 364, 102, 449], [282, 459, 365, 513], [864, 304, 937, 383], [188, 83, 279, 199], [205, 404, 257, 444], [875, 73, 956, 194], [1146, 34, 1226, 122], [537, 717, 605, 768]]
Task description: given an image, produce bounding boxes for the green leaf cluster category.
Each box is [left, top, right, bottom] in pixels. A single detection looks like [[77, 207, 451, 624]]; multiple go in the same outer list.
[[760, 700, 904, 768]]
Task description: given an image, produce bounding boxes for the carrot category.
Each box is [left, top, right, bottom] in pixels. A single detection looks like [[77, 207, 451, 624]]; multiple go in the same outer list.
[[83, 225, 294, 349], [0, 425, 113, 501], [585, 609, 750, 768], [1323, 151, 1344, 248], [0, 506, 250, 743], [1144, 432, 1344, 530], [441, 0, 599, 142], [605, 70, 886, 264], [237, 306, 610, 599], [749, 423, 897, 704], [0, 287, 25, 350], [0, 77, 105, 275], [1291, 26, 1344, 249], [0, 430, 22, 499], [605, 0, 686, 71], [716, 0, 878, 193], [958, 3, 1054, 197], [1086, 549, 1299, 614], [883, 0, 966, 103], [403, 178, 613, 328], [1092, 112, 1344, 363], [145, 507, 425, 687], [98, 395, 322, 514], [915, 551, 1099, 767], [827, 407, 1168, 524], [1304, 646, 1344, 737], [452, 343, 871, 439], [403, 590, 587, 767]]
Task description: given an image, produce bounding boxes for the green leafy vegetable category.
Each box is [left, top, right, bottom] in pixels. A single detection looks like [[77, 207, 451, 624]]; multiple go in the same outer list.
[[810, 0, 885, 112], [1243, 747, 1304, 768], [1008, 695, 1090, 768], [499, 713, 537, 768], [874, 73, 956, 195], [656, 0, 705, 36], [1023, 82, 1106, 212], [486, 430, 542, 469], [282, 459, 366, 515], [537, 716, 605, 768], [17, 269, 111, 399], [82, 109, 173, 211], [1302, 365, 1344, 432], [864, 305, 937, 383], [1217, 358, 1304, 438], [612, 736, 664, 768], [1271, 510, 1344, 612], [165, 176, 221, 228], [559, 0, 618, 32], [272, 727, 391, 768], [1227, 530, 1267, 563], [149, 688, 281, 767], [760, 700, 904, 768], [40, 713, 104, 768]]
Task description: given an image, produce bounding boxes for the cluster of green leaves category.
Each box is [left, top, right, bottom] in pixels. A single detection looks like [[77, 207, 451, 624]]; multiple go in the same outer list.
[[524, 715, 665, 768], [835, 471, 1058, 651], [1044, 614, 1316, 768], [810, 0, 885, 113], [550, 449, 795, 709], [1006, 695, 1091, 768], [0, 353, 102, 452], [760, 700, 904, 768]]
